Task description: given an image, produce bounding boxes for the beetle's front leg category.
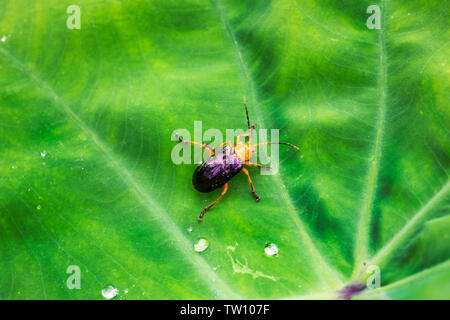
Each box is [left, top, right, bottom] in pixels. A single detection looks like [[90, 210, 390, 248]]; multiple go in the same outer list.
[[244, 161, 272, 170], [198, 183, 229, 222], [211, 141, 234, 153], [241, 167, 260, 201], [174, 132, 214, 156]]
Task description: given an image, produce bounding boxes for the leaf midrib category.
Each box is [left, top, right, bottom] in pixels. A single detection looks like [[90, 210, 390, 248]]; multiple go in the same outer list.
[[370, 179, 450, 267], [352, 0, 388, 276], [352, 0, 450, 282], [212, 0, 344, 289]]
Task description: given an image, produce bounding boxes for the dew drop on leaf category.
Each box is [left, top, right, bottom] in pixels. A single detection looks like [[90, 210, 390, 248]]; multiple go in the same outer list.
[[40, 150, 47, 158], [193, 238, 209, 253], [264, 243, 279, 256], [101, 285, 118, 299], [187, 226, 193, 232]]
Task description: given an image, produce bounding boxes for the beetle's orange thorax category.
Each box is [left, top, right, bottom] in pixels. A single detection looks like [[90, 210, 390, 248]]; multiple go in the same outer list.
[[234, 143, 255, 162]]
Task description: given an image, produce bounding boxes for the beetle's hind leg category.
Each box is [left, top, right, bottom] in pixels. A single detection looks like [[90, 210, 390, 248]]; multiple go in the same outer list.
[[198, 183, 228, 222], [174, 132, 214, 156], [244, 161, 271, 170], [241, 167, 260, 201]]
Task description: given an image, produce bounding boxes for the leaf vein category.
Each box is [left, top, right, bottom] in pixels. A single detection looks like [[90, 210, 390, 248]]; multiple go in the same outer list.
[[212, 0, 343, 289], [0, 46, 240, 299]]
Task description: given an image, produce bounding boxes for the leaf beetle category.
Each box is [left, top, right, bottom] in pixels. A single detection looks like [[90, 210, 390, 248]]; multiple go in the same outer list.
[[174, 97, 299, 222]]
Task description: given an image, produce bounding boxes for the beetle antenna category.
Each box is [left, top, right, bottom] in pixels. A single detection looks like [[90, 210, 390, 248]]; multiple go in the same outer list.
[[243, 96, 251, 129], [253, 142, 300, 150]]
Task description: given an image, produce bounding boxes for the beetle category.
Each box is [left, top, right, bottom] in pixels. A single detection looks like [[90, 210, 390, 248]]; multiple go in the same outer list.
[[174, 97, 299, 222]]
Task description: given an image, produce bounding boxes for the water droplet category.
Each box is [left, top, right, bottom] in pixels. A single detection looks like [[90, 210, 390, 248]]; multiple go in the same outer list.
[[101, 285, 118, 299], [36, 205, 41, 210], [187, 226, 193, 232], [194, 238, 209, 253], [264, 243, 279, 256], [124, 289, 129, 294], [11, 165, 16, 169], [40, 150, 47, 158], [1, 35, 6, 42]]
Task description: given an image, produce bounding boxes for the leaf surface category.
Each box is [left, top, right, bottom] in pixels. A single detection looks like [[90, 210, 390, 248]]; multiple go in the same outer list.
[[0, 0, 449, 299]]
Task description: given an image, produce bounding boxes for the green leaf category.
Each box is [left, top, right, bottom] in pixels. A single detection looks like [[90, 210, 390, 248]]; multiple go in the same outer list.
[[0, 0, 448, 299]]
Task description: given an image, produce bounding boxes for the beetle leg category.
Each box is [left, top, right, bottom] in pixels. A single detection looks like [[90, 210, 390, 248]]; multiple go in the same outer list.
[[174, 132, 214, 156], [252, 142, 299, 150], [212, 140, 234, 152], [244, 161, 271, 170], [241, 167, 260, 201], [198, 183, 228, 222]]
